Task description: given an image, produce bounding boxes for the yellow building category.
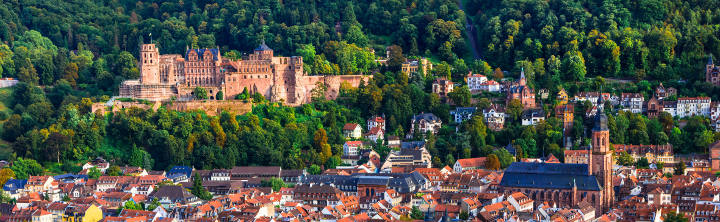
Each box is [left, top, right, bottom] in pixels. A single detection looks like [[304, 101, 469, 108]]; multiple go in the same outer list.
[[556, 88, 569, 105], [63, 204, 103, 222]]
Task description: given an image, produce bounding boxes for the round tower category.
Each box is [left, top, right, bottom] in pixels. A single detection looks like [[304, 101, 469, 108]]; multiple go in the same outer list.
[[140, 44, 160, 84]]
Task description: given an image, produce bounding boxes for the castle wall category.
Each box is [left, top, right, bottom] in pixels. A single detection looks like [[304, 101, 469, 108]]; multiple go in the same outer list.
[[167, 100, 253, 116]]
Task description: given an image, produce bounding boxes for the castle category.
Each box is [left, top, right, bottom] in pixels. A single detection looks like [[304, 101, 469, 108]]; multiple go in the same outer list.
[[120, 43, 370, 106]]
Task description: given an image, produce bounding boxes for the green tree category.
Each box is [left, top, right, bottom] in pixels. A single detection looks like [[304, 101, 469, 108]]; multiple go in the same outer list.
[[459, 211, 469, 220], [308, 164, 322, 175], [216, 91, 223, 100], [616, 151, 634, 166], [261, 177, 287, 192], [11, 158, 43, 180], [88, 167, 102, 179], [411, 206, 424, 220], [507, 99, 524, 121], [191, 173, 212, 200], [561, 51, 586, 81], [193, 87, 208, 100], [663, 212, 688, 222], [674, 161, 686, 175], [106, 166, 122, 176], [448, 86, 471, 107], [636, 157, 650, 169]]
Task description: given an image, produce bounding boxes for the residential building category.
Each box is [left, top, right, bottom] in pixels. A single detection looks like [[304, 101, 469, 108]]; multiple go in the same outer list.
[[409, 113, 442, 137], [343, 123, 362, 139], [555, 104, 574, 136], [466, 72, 488, 92], [483, 104, 505, 131], [662, 100, 677, 116], [367, 116, 385, 132], [450, 107, 477, 123], [676, 97, 711, 118], [83, 157, 110, 173], [342, 141, 365, 165], [654, 83, 676, 100], [556, 88, 569, 105], [613, 144, 674, 164], [506, 69, 535, 108], [453, 158, 487, 172], [149, 185, 198, 209], [564, 150, 589, 164], [401, 58, 432, 75], [709, 141, 720, 171], [621, 93, 644, 113], [573, 92, 611, 107], [380, 145, 432, 172], [479, 80, 501, 92], [364, 127, 384, 142], [432, 78, 454, 101], [646, 96, 662, 118], [521, 108, 545, 126]]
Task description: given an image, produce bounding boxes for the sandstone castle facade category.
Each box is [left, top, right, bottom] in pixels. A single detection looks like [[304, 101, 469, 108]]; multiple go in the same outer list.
[[120, 43, 370, 106]]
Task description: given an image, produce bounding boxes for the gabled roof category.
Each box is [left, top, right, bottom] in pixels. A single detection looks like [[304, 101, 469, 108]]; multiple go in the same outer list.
[[343, 123, 360, 131], [456, 158, 487, 169]]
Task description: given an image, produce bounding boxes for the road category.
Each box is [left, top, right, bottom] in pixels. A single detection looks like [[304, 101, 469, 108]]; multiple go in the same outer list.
[[458, 0, 482, 60]]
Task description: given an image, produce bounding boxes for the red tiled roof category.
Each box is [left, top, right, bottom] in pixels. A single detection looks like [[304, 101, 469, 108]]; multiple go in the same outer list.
[[456, 158, 487, 168], [343, 123, 360, 130]]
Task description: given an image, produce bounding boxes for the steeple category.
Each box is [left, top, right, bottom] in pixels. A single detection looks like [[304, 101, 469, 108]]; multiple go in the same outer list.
[[709, 54, 714, 66], [519, 67, 527, 86]]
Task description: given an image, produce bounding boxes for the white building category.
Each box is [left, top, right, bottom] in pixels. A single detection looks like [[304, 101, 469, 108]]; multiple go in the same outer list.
[[483, 104, 506, 131], [479, 80, 501, 92], [342, 123, 363, 139], [450, 107, 477, 123], [662, 101, 677, 117], [676, 97, 711, 118], [343, 141, 364, 157], [466, 72, 488, 91], [621, 93, 644, 113], [521, 108, 545, 126], [409, 113, 442, 137], [367, 116, 385, 132]]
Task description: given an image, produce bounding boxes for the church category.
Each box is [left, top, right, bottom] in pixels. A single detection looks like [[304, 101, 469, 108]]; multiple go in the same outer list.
[[500, 96, 614, 213], [119, 42, 370, 106]]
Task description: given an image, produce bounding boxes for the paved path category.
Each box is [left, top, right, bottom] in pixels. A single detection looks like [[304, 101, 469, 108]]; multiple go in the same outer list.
[[458, 0, 481, 59]]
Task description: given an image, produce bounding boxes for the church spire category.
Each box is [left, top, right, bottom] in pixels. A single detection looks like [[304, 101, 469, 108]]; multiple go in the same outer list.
[[710, 54, 715, 66]]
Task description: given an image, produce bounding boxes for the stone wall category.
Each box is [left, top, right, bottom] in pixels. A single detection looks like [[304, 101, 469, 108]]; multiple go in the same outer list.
[[167, 100, 253, 116]]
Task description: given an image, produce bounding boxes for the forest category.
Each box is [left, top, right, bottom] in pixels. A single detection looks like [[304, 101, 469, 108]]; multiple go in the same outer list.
[[0, 0, 718, 178]]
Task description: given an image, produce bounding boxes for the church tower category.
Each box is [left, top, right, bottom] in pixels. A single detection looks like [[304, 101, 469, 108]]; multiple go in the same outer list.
[[591, 95, 613, 212], [519, 67, 527, 86], [139, 43, 160, 84]]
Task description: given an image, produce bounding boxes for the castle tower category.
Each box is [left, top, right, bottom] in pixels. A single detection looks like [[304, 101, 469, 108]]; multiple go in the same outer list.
[[255, 41, 273, 60], [591, 95, 613, 212], [139, 44, 160, 84]]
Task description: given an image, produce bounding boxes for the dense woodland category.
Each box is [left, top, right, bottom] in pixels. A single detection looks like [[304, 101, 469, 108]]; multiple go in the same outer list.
[[0, 0, 717, 178]]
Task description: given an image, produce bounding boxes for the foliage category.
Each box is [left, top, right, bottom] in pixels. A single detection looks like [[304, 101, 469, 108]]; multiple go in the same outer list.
[[194, 87, 208, 100], [261, 177, 287, 192], [191, 173, 212, 201], [411, 206, 424, 220], [88, 167, 102, 179], [0, 168, 15, 186], [663, 212, 688, 222], [10, 158, 43, 180], [485, 154, 501, 170], [674, 161, 686, 176]]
